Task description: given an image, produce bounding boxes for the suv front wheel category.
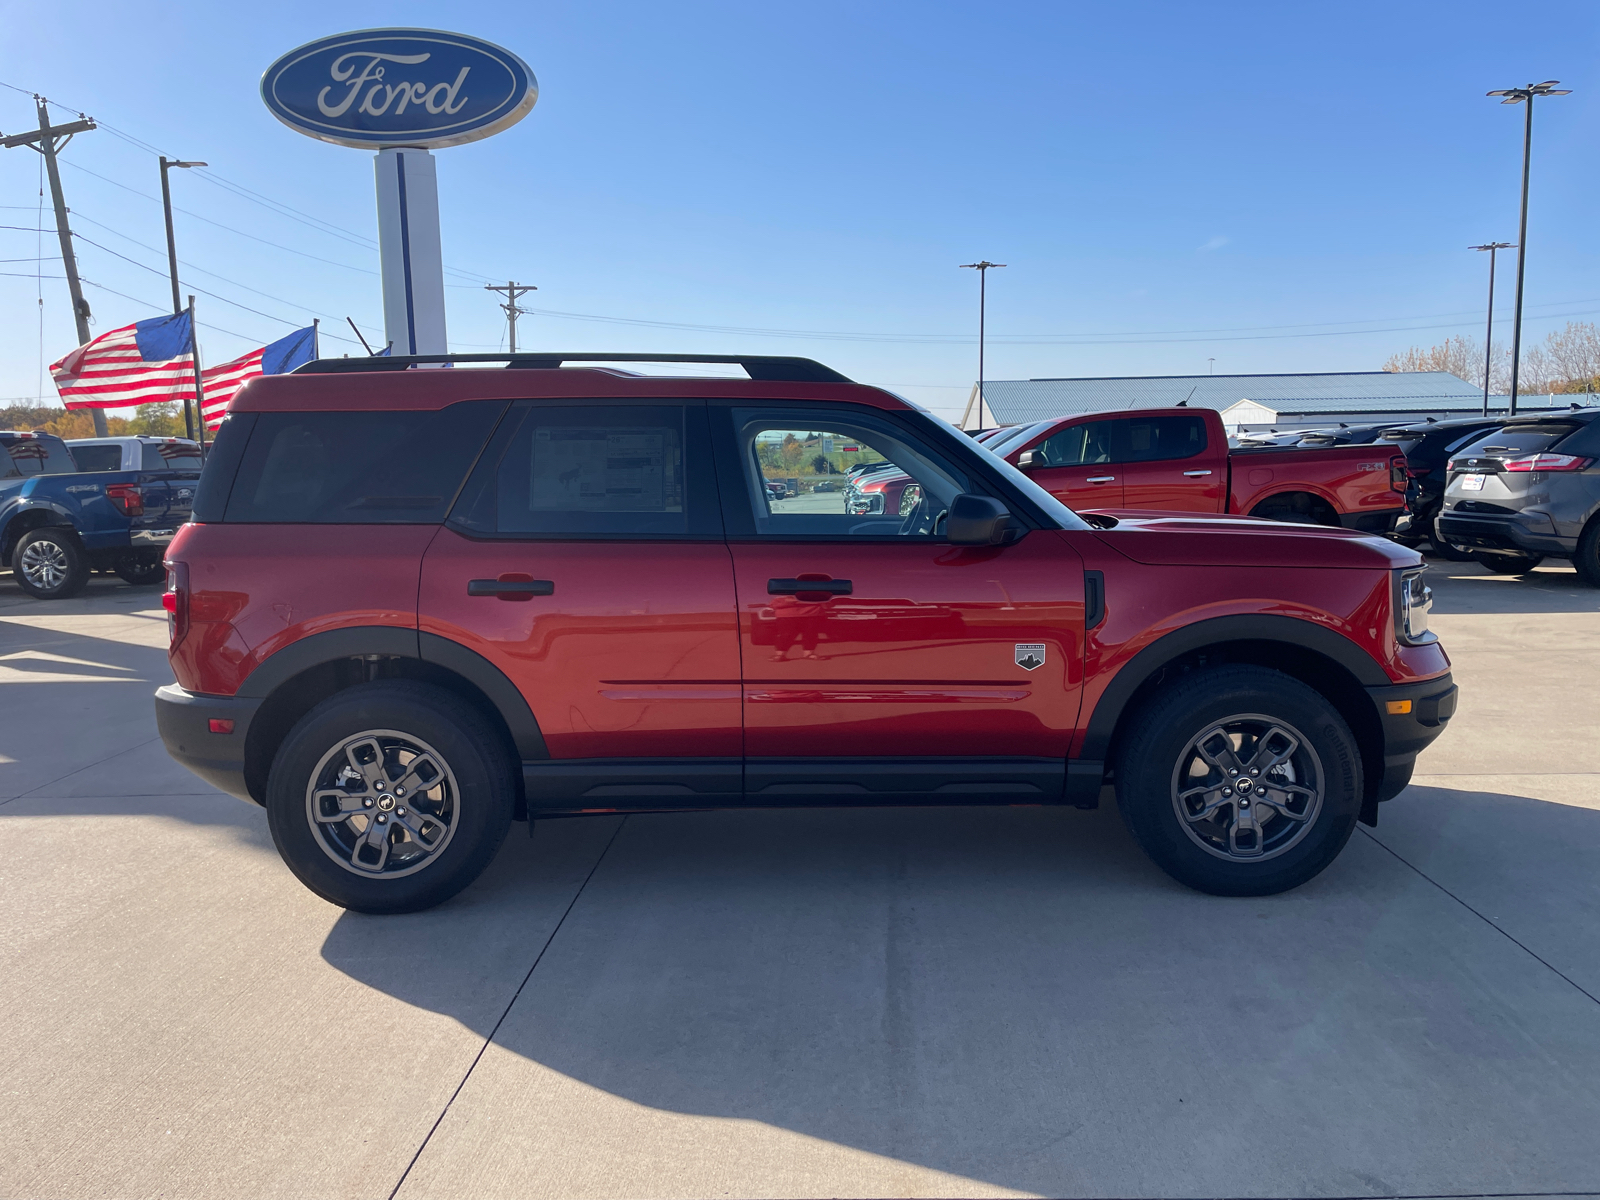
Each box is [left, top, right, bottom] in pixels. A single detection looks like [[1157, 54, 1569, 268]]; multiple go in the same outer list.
[[1114, 665, 1362, 896], [265, 681, 516, 913]]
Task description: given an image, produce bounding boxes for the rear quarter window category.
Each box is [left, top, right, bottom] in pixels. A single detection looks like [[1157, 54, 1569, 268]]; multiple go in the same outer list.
[[1, 435, 76, 477], [141, 443, 203, 472], [69, 444, 123, 472], [220, 402, 505, 524]]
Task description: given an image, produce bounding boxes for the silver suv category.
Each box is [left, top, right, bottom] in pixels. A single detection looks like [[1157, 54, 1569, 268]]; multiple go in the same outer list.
[[1437, 408, 1600, 583]]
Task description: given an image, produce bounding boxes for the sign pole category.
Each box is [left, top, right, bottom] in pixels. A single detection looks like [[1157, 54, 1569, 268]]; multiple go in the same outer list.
[[375, 148, 448, 357], [187, 296, 208, 452]]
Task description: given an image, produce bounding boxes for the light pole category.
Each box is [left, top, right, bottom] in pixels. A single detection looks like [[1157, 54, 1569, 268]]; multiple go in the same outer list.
[[959, 261, 1005, 431], [1468, 242, 1514, 416], [1486, 80, 1570, 415], [159, 156, 206, 439]]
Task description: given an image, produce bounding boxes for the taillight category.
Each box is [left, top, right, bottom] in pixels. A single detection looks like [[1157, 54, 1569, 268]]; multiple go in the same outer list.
[[164, 561, 189, 646], [1390, 458, 1409, 492], [1501, 452, 1594, 472], [106, 483, 144, 517]]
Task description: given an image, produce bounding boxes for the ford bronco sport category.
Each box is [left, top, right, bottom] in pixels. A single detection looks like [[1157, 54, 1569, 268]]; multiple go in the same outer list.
[[153, 353, 1456, 913]]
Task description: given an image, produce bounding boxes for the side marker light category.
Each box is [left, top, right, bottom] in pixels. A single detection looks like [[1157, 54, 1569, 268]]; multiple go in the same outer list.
[[208, 719, 235, 734], [1386, 700, 1413, 715]]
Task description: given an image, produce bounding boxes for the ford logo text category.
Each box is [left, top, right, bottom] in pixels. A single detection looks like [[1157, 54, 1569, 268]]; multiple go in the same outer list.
[[261, 28, 537, 150]]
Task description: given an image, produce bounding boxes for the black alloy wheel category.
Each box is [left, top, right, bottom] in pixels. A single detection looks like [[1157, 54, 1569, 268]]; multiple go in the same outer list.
[[1470, 550, 1545, 575], [1573, 519, 1600, 588], [266, 681, 516, 913], [12, 528, 91, 600], [1114, 665, 1362, 896], [115, 553, 167, 586]]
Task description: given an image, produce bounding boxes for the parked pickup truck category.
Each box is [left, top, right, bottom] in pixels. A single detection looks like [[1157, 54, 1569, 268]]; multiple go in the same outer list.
[[995, 407, 1409, 530], [1, 430, 199, 598]]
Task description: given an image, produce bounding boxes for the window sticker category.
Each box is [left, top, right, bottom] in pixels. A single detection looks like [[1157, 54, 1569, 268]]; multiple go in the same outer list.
[[530, 427, 670, 512]]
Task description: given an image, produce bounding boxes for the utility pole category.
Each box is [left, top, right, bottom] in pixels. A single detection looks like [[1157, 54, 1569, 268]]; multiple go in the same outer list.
[[1469, 242, 1514, 416], [160, 156, 207, 439], [2, 98, 106, 435], [1487, 80, 1571, 415], [959, 261, 1005, 432], [485, 281, 536, 353]]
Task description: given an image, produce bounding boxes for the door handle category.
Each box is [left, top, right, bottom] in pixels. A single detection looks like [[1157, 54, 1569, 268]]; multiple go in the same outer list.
[[468, 577, 555, 600], [1183, 470, 1214, 477], [768, 578, 852, 596], [1087, 476, 1116, 484]]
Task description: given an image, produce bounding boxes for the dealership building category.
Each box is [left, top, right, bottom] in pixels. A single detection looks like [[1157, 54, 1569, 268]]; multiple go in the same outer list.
[[960, 370, 1579, 433]]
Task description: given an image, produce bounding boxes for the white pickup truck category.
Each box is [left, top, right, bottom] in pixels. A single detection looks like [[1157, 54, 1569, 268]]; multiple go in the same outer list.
[[66, 436, 203, 474]]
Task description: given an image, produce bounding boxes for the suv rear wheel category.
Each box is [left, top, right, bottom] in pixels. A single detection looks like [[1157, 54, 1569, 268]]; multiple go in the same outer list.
[[12, 527, 91, 600], [1573, 519, 1600, 588], [265, 681, 516, 913], [1114, 665, 1362, 896]]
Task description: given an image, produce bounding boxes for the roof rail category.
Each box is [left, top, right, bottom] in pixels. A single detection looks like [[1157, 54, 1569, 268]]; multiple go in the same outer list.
[[292, 352, 852, 383]]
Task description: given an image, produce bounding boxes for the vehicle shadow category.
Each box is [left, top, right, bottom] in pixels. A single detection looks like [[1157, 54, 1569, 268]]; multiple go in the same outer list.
[[1422, 555, 1600, 616], [320, 791, 1600, 1197]]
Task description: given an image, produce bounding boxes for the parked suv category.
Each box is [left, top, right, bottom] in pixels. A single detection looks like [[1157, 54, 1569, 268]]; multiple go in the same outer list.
[[1378, 417, 1507, 561], [155, 353, 1456, 913], [1436, 408, 1600, 580]]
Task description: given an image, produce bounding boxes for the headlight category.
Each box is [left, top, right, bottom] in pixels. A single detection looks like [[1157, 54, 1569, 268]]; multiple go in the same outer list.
[[1396, 568, 1434, 645]]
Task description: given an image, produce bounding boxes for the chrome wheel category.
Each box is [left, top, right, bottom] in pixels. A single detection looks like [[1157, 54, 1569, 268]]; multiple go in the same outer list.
[[19, 538, 69, 590], [1171, 713, 1324, 862], [305, 729, 461, 879]]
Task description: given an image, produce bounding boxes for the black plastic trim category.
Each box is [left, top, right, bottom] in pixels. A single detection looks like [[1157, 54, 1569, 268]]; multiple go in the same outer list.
[[523, 758, 741, 809], [1081, 614, 1392, 763], [745, 757, 1065, 804], [153, 684, 261, 804], [235, 626, 420, 698], [418, 633, 549, 760], [294, 353, 853, 383], [1084, 570, 1105, 630]]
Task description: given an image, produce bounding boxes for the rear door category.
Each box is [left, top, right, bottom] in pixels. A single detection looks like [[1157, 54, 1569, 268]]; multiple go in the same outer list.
[[1115, 413, 1223, 511], [1015, 418, 1124, 509], [421, 400, 743, 807], [716, 402, 1084, 804]]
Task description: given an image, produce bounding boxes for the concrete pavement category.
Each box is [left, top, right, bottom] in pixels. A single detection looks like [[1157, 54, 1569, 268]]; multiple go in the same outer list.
[[1, 560, 1597, 1199]]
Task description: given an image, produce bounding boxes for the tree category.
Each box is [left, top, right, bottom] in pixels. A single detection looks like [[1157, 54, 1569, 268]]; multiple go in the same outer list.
[[1384, 322, 1600, 396]]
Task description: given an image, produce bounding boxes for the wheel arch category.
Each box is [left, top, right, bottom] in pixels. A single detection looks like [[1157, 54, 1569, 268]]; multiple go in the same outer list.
[[235, 627, 547, 809], [2, 507, 77, 566], [1085, 615, 1388, 807], [1248, 489, 1341, 526]]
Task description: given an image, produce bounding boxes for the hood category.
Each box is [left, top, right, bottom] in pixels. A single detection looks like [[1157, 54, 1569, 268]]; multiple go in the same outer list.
[[1087, 513, 1421, 569]]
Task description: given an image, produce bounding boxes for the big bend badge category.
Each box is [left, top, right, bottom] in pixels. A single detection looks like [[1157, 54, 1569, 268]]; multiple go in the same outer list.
[[1014, 643, 1046, 671]]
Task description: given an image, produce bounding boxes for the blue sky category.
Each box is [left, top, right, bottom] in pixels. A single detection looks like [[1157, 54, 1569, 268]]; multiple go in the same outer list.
[[2, 1, 1597, 421]]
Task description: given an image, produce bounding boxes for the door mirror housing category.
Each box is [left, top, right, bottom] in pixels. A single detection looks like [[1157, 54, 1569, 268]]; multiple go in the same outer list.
[[946, 493, 1019, 545], [1015, 448, 1041, 471]]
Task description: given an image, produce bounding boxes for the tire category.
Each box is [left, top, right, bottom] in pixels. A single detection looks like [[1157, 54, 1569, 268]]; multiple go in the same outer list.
[[1113, 665, 1362, 896], [1249, 493, 1340, 527], [1429, 516, 1475, 562], [115, 553, 166, 586], [1574, 519, 1600, 588], [1470, 550, 1544, 575], [265, 681, 516, 913], [12, 527, 91, 600]]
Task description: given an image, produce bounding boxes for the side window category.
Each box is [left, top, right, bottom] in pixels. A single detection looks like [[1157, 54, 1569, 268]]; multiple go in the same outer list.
[[728, 408, 970, 537], [223, 401, 504, 524], [141, 443, 204, 472], [1117, 414, 1208, 463], [452, 404, 719, 538], [1036, 420, 1115, 467], [70, 444, 124, 472]]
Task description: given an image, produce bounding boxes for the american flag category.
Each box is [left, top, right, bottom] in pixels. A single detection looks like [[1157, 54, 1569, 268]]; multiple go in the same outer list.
[[198, 326, 317, 429], [51, 312, 198, 409], [51, 314, 317, 426]]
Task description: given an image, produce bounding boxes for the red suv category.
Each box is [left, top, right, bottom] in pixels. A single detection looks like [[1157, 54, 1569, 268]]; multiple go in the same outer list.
[[154, 354, 1456, 913]]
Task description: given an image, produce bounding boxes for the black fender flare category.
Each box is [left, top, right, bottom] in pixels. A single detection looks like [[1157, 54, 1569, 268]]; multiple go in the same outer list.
[[1081, 613, 1388, 765], [235, 625, 548, 760], [1, 503, 78, 563]]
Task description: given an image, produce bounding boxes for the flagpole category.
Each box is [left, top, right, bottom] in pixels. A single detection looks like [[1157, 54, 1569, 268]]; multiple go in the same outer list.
[[187, 296, 208, 454]]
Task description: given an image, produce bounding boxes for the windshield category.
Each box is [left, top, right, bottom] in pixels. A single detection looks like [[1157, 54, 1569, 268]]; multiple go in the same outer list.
[[911, 415, 1091, 531], [1455, 424, 1579, 459], [982, 420, 1054, 458]]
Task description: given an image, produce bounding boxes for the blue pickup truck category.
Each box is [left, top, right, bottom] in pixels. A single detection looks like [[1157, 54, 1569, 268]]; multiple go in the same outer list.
[[1, 431, 200, 599]]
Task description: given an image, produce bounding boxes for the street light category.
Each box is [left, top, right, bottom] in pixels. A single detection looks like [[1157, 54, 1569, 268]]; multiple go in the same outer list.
[[1468, 242, 1514, 416], [959, 261, 1005, 432], [1485, 80, 1570, 415], [159, 156, 206, 439]]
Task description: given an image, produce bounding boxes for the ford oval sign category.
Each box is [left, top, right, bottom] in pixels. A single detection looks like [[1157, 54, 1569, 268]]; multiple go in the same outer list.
[[261, 28, 537, 149]]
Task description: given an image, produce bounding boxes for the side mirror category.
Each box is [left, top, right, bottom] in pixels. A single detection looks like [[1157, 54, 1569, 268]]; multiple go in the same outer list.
[[1015, 448, 1041, 471], [946, 493, 1018, 545]]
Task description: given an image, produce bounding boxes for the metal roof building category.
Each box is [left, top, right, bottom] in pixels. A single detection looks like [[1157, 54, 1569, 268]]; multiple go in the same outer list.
[[960, 371, 1570, 432]]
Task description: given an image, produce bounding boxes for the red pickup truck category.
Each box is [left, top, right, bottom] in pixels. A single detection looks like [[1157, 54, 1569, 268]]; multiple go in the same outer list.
[[994, 407, 1409, 530], [154, 353, 1453, 914]]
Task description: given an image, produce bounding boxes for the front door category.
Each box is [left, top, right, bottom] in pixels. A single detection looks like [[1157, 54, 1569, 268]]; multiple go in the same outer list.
[[1017, 417, 1125, 510], [716, 403, 1086, 804], [420, 401, 742, 806]]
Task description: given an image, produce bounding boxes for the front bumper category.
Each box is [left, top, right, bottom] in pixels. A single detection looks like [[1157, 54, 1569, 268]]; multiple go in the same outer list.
[[1436, 510, 1576, 557], [154, 683, 262, 804], [1364, 673, 1458, 814], [1339, 507, 1406, 535]]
